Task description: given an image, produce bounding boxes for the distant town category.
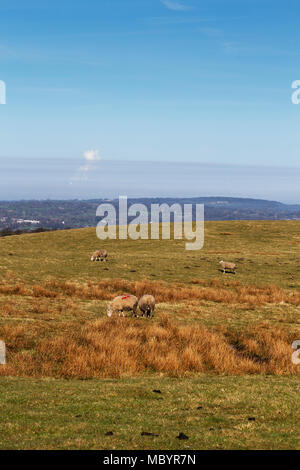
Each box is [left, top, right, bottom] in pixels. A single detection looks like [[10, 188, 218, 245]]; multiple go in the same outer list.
[[0, 197, 300, 236]]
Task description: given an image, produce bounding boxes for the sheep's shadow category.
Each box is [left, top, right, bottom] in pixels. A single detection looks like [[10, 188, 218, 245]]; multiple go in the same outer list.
[[218, 269, 236, 275]]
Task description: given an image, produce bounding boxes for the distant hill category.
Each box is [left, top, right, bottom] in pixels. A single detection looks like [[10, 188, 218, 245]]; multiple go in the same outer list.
[[0, 197, 300, 231]]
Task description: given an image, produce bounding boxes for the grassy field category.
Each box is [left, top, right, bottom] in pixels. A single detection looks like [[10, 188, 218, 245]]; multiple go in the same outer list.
[[0, 376, 299, 450], [0, 220, 299, 288], [0, 220, 299, 449]]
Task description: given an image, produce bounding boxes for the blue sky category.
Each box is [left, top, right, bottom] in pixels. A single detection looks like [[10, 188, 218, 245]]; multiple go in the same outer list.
[[0, 0, 299, 170]]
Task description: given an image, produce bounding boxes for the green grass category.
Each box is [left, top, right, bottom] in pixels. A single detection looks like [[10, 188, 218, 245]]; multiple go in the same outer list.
[[0, 220, 300, 449], [0, 220, 299, 288], [0, 375, 299, 450]]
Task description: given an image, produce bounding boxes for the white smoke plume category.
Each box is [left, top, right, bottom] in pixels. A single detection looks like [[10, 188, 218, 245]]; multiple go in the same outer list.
[[83, 149, 101, 161], [70, 149, 101, 183]]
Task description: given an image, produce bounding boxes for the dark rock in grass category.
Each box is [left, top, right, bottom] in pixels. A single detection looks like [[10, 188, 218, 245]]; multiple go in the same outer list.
[[75, 414, 82, 418], [197, 406, 203, 410], [130, 270, 136, 272], [248, 417, 256, 421], [176, 432, 189, 440], [105, 431, 114, 436], [153, 389, 162, 394], [141, 431, 159, 437]]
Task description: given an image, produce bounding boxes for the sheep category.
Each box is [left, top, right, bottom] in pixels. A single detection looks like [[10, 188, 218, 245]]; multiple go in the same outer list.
[[138, 294, 156, 318], [107, 294, 138, 317], [91, 249, 108, 262], [219, 260, 236, 274]]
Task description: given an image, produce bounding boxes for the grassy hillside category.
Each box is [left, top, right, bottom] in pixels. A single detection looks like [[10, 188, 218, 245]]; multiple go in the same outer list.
[[0, 220, 299, 449], [0, 220, 299, 287]]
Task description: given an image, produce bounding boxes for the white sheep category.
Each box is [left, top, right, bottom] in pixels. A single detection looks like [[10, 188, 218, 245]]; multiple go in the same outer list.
[[91, 249, 108, 262], [138, 294, 156, 318], [219, 260, 236, 274], [107, 294, 138, 317]]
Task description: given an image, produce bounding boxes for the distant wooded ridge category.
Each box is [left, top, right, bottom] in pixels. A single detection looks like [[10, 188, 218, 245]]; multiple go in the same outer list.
[[0, 197, 299, 234]]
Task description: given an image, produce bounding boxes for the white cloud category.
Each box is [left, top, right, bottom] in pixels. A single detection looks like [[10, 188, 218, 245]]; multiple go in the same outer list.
[[161, 0, 191, 11], [83, 149, 101, 161], [70, 149, 101, 183]]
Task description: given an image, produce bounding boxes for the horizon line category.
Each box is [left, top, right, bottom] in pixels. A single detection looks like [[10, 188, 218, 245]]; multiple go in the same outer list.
[[1, 157, 300, 171]]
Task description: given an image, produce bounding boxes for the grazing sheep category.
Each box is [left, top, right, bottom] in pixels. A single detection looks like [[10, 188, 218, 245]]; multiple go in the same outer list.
[[107, 294, 138, 317], [91, 249, 108, 262], [219, 260, 236, 274], [138, 294, 156, 318]]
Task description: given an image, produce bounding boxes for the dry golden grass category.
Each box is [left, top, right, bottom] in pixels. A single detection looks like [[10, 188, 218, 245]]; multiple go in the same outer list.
[[0, 315, 299, 379], [0, 282, 29, 296], [1, 276, 300, 306], [1, 274, 299, 381]]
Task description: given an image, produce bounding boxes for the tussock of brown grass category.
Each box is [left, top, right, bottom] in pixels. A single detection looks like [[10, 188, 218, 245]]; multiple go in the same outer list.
[[25, 278, 300, 306], [0, 316, 298, 378], [32, 285, 57, 298], [0, 324, 36, 352], [1, 277, 300, 306], [0, 282, 29, 296]]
